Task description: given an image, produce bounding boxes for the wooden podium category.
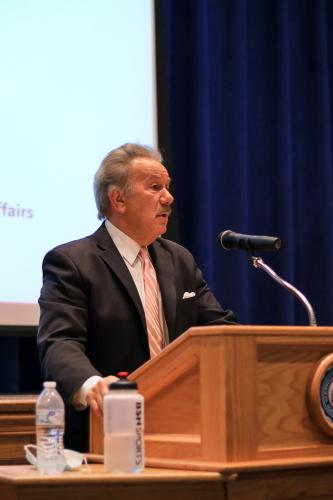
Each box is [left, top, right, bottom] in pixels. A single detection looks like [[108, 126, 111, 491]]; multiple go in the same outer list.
[[90, 325, 333, 473]]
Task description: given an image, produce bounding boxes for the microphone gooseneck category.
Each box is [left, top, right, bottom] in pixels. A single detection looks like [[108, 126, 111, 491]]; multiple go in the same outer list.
[[250, 256, 317, 326]]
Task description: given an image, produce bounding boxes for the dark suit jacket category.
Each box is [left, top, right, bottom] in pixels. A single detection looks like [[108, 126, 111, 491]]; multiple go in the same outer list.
[[37, 223, 236, 450]]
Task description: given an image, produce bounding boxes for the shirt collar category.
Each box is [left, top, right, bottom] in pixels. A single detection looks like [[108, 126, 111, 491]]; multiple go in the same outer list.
[[105, 219, 141, 266]]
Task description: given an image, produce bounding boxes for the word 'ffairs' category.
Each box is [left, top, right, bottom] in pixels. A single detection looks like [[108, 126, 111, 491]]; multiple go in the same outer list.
[[0, 201, 33, 219]]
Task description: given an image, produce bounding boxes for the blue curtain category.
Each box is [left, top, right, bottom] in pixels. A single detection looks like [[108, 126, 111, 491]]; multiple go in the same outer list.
[[158, 0, 333, 326]]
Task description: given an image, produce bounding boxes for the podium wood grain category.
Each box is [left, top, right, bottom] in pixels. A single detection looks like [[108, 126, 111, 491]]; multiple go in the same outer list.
[[90, 325, 333, 471], [0, 464, 225, 500], [2, 463, 333, 500], [0, 395, 36, 464]]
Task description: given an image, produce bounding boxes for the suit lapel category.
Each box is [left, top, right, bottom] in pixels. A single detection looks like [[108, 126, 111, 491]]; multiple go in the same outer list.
[[92, 224, 147, 332], [149, 239, 177, 340]]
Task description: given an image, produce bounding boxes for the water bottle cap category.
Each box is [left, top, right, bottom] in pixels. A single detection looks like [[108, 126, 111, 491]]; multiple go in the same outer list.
[[43, 381, 57, 388], [108, 372, 138, 391]]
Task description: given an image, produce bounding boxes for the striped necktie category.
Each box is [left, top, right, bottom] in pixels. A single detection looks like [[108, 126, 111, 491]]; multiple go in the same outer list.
[[139, 247, 163, 357]]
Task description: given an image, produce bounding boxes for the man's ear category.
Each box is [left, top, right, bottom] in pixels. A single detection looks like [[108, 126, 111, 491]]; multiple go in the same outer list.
[[108, 188, 127, 213]]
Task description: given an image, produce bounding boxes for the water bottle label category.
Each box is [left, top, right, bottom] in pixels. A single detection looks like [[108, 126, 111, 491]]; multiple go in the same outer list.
[[135, 401, 143, 466], [36, 409, 63, 426]]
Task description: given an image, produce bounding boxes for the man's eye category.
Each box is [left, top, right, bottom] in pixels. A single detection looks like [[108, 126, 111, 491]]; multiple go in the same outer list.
[[151, 184, 162, 191]]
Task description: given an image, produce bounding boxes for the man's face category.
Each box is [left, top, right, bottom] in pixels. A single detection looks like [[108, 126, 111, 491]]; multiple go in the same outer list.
[[116, 158, 174, 246]]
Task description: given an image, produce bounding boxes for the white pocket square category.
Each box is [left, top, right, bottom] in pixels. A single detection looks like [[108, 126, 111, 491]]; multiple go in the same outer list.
[[182, 291, 196, 299]]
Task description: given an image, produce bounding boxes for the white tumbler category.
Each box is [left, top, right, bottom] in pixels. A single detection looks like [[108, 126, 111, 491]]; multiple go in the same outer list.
[[104, 372, 144, 473]]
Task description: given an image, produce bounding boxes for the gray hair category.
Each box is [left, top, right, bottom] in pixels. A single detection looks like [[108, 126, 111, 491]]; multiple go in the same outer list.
[[94, 143, 163, 220]]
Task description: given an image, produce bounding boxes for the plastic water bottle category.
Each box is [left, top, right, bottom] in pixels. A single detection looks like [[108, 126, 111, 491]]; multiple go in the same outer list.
[[104, 372, 144, 473], [35, 381, 65, 474]]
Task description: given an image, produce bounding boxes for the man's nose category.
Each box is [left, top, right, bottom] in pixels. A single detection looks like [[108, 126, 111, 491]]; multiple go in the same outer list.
[[161, 188, 174, 205]]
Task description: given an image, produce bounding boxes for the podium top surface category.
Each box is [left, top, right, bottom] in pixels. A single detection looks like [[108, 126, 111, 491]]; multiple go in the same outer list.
[[183, 325, 333, 337], [0, 464, 222, 484]]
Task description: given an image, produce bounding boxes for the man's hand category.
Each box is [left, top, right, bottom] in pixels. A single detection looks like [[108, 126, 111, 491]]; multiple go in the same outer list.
[[86, 375, 118, 419]]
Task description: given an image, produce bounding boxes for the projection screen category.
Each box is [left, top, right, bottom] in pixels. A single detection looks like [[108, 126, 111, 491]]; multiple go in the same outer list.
[[0, 0, 157, 325]]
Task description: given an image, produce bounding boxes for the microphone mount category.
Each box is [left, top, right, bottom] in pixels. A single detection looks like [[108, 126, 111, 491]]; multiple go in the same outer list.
[[249, 254, 317, 327]]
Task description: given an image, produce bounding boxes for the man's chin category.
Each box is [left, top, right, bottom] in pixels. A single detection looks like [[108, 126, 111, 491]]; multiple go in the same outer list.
[[158, 224, 168, 235], [149, 227, 167, 243]]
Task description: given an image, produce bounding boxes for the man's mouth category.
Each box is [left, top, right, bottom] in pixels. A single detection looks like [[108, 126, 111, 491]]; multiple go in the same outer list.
[[157, 210, 171, 219]]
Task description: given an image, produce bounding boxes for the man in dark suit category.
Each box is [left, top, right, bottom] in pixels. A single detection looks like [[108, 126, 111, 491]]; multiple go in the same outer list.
[[37, 143, 236, 451]]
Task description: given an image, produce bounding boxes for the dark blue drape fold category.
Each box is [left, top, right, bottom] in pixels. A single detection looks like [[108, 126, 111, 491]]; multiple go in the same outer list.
[[159, 0, 333, 325]]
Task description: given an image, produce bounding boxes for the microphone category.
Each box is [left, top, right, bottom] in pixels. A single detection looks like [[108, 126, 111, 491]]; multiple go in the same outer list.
[[219, 230, 282, 252], [218, 230, 316, 325]]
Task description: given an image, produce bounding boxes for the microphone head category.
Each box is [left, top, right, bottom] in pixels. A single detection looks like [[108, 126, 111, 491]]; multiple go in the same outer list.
[[218, 230, 236, 250], [218, 230, 282, 252]]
